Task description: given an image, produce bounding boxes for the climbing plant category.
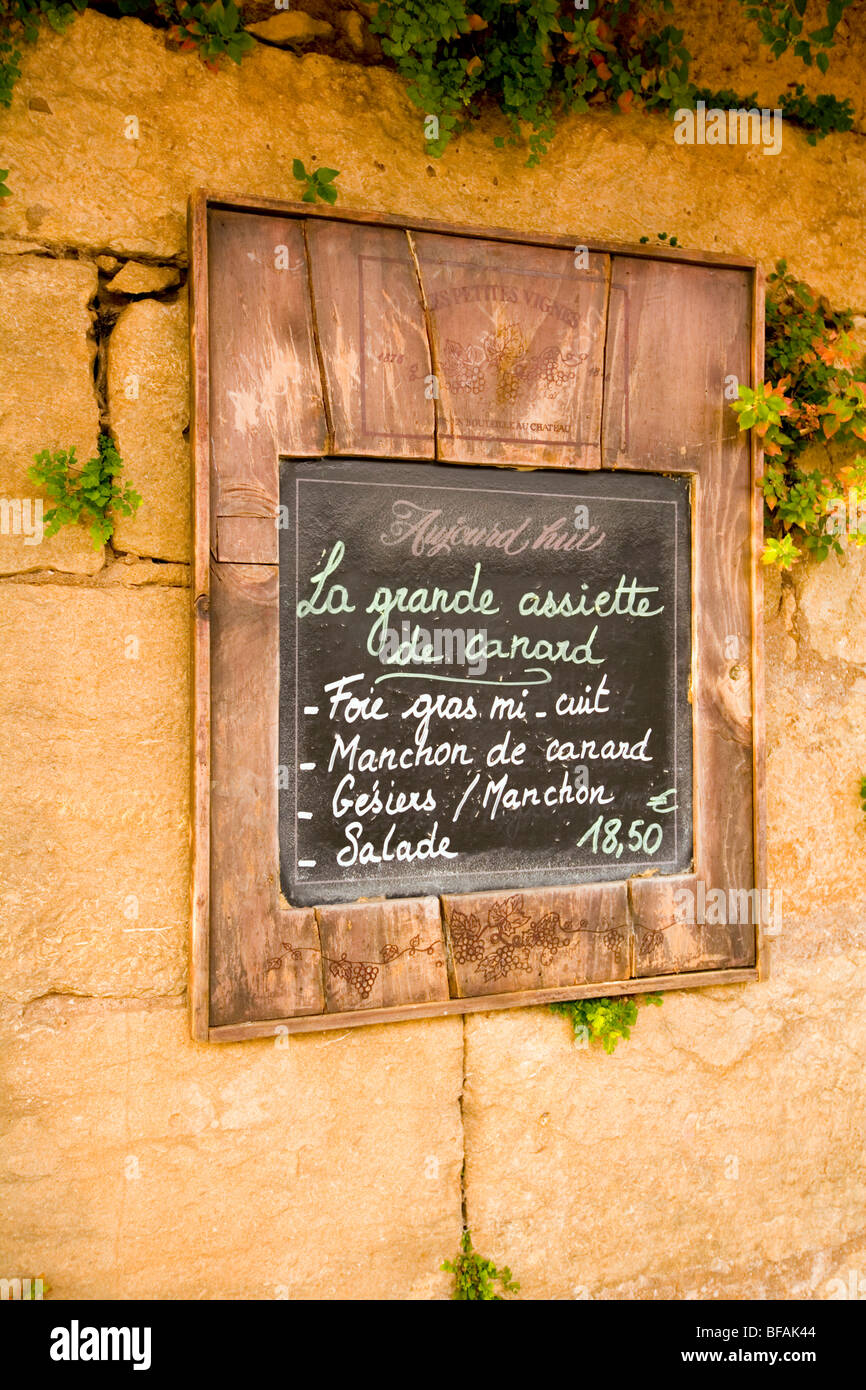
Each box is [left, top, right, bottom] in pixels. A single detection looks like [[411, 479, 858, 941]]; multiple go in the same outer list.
[[731, 260, 866, 569], [369, 0, 854, 163]]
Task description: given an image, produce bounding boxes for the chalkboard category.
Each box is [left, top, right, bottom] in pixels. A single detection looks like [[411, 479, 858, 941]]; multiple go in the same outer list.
[[279, 458, 692, 907]]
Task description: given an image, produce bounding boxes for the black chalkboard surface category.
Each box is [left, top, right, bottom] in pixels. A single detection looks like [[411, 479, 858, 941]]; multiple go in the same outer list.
[[279, 458, 692, 907]]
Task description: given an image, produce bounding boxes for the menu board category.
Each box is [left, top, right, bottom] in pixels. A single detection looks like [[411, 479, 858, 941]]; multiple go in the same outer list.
[[278, 458, 692, 907]]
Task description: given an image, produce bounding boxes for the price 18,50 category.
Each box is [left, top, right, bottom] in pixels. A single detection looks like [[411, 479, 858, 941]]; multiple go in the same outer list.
[[577, 816, 663, 859]]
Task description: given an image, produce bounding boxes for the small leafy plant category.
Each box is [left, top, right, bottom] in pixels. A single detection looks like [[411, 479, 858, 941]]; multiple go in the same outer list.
[[0, 166, 10, 196], [859, 776, 866, 822], [550, 992, 663, 1054], [639, 231, 679, 246], [442, 1230, 519, 1300], [292, 159, 339, 205], [29, 434, 141, 549], [168, 0, 253, 67]]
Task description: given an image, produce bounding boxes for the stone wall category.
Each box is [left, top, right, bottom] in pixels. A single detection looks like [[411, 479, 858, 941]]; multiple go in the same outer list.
[[1, 3, 865, 1299]]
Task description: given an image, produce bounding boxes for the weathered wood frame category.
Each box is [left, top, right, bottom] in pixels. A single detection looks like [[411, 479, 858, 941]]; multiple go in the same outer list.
[[189, 190, 766, 1043]]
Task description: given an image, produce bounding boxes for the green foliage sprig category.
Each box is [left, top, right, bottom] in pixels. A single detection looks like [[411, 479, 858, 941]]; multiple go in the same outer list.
[[859, 775, 866, 822], [693, 82, 854, 143], [739, 0, 853, 72], [442, 1230, 519, 1300], [731, 260, 866, 568], [29, 434, 141, 549], [639, 230, 679, 246], [292, 159, 339, 205], [777, 83, 854, 142], [168, 0, 252, 66], [0, 165, 10, 196], [550, 992, 662, 1054]]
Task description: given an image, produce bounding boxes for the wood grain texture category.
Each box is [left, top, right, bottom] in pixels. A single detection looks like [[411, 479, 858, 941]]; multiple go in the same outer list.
[[208, 968, 759, 1041], [200, 191, 758, 269], [751, 265, 770, 982], [209, 558, 324, 1024], [189, 192, 211, 1040], [315, 897, 449, 1012], [215, 514, 280, 564], [441, 884, 629, 997], [305, 220, 435, 456], [413, 232, 608, 467], [207, 208, 325, 561], [602, 258, 750, 469], [630, 874, 757, 976], [603, 256, 756, 971]]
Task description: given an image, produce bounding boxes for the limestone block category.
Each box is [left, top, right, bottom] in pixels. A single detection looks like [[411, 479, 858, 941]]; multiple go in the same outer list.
[[246, 13, 334, 44], [0, 998, 464, 1299], [462, 970, 866, 1299], [0, 256, 102, 577], [0, 237, 48, 254], [107, 296, 190, 563], [107, 261, 180, 295], [794, 546, 866, 667], [0, 584, 190, 1004], [336, 11, 366, 53]]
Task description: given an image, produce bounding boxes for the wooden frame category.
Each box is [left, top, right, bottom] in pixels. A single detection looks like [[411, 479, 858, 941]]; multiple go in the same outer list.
[[189, 190, 766, 1042]]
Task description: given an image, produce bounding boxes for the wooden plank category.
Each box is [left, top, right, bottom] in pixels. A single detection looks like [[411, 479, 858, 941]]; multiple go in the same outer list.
[[603, 256, 756, 971], [207, 208, 326, 561], [209, 559, 324, 1025], [215, 514, 279, 564], [267, 904, 327, 1016], [750, 265, 770, 982], [208, 968, 760, 1041], [305, 220, 435, 456], [198, 190, 758, 270], [188, 191, 211, 1041], [630, 874, 756, 976], [602, 257, 750, 469], [441, 884, 629, 997], [413, 231, 608, 467], [315, 897, 449, 1012]]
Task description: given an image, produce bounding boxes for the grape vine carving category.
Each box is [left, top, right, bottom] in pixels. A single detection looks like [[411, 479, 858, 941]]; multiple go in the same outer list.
[[266, 932, 440, 1001], [448, 894, 625, 985]]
